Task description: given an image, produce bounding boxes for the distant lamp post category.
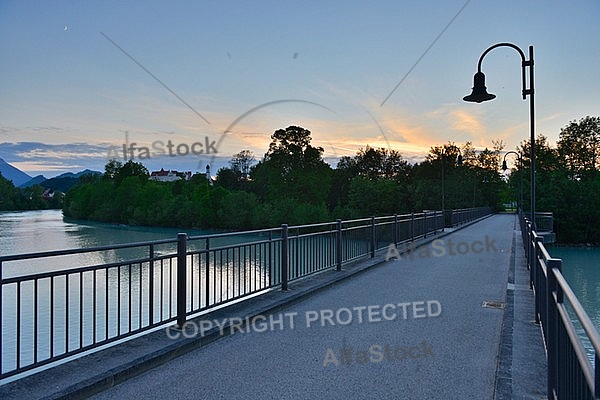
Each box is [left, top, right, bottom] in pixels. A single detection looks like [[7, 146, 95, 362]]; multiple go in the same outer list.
[[463, 42, 536, 228], [441, 147, 462, 227], [502, 151, 523, 210]]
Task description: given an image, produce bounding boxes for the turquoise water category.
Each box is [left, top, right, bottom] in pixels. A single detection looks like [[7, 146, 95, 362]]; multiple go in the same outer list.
[[548, 246, 600, 363]]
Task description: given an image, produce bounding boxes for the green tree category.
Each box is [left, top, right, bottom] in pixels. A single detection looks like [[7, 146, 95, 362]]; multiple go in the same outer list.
[[230, 150, 256, 180], [0, 173, 18, 210], [104, 159, 122, 180], [252, 126, 332, 206], [114, 160, 149, 185], [557, 116, 600, 179]]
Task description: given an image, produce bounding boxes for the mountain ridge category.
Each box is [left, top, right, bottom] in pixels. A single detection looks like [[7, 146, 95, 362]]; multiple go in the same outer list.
[[0, 157, 32, 186]]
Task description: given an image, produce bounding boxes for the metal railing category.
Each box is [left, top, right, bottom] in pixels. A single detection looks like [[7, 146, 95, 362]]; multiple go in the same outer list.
[[0, 207, 492, 380], [520, 210, 600, 399], [450, 207, 494, 227]]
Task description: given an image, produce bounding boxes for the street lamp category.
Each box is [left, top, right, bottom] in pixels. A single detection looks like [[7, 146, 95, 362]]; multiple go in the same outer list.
[[463, 42, 536, 228], [441, 146, 463, 227], [502, 151, 523, 210]]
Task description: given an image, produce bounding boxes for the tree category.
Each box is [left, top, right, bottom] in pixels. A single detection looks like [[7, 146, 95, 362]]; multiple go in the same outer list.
[[557, 116, 600, 179], [114, 160, 149, 185], [348, 146, 410, 181], [215, 167, 241, 190], [104, 159, 122, 180], [518, 134, 560, 173], [0, 172, 18, 210], [230, 150, 256, 180], [252, 126, 332, 205]]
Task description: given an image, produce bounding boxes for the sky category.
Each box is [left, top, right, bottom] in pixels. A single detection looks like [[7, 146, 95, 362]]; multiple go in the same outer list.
[[0, 0, 599, 178]]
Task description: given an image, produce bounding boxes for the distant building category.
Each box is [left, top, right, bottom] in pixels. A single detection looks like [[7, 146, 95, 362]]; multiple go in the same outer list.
[[205, 165, 214, 186], [42, 188, 54, 199], [149, 168, 192, 182]]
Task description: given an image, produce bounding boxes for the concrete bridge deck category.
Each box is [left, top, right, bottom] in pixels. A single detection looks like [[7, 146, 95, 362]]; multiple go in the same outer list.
[[1, 214, 547, 399]]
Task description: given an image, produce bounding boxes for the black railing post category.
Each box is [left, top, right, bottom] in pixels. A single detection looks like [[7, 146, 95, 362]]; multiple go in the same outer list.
[[424, 211, 427, 238], [533, 234, 543, 323], [281, 224, 289, 290], [411, 212, 415, 242], [441, 210, 445, 231], [336, 219, 342, 271], [176, 233, 187, 328], [370, 217, 376, 258], [527, 223, 534, 288], [205, 238, 210, 308], [393, 214, 398, 245], [546, 258, 561, 399], [268, 231, 273, 286], [148, 244, 154, 325]]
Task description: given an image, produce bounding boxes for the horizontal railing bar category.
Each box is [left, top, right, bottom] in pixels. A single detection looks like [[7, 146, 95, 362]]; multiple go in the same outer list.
[[338, 217, 375, 224], [284, 222, 337, 231], [0, 238, 177, 262], [187, 227, 281, 241], [293, 231, 335, 240], [188, 239, 283, 255], [537, 243, 553, 262], [1, 254, 177, 283]]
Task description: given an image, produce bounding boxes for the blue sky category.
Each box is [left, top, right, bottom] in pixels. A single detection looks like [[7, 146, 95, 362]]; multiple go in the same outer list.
[[1, 0, 599, 177]]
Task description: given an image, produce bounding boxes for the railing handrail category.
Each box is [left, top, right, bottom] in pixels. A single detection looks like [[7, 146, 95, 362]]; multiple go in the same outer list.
[[520, 209, 600, 399]]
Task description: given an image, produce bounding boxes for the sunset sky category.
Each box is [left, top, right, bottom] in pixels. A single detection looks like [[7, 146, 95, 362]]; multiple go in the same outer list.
[[1, 1, 599, 177]]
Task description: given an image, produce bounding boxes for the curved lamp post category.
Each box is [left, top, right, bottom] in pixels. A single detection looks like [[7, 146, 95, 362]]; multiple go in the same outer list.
[[463, 43, 535, 228], [502, 151, 523, 210]]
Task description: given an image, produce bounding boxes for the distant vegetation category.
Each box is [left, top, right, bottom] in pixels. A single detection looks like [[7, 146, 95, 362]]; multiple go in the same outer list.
[[0, 169, 100, 212], [510, 116, 600, 244], [0, 174, 64, 210], [63, 125, 506, 229]]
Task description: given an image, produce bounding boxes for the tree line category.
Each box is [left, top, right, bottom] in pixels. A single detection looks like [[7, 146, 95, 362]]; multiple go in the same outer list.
[[56, 115, 600, 243], [62, 125, 505, 229], [508, 116, 600, 243], [0, 175, 63, 211]]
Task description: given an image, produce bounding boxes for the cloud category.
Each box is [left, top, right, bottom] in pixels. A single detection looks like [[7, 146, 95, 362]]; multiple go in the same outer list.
[[449, 109, 483, 135]]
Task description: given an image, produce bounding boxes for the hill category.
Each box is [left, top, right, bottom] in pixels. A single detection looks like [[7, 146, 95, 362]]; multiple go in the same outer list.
[[19, 174, 47, 188], [41, 170, 102, 192]]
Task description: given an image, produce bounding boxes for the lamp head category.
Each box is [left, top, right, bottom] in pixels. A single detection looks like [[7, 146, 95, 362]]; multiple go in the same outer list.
[[463, 72, 496, 103], [502, 160, 508, 171]]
